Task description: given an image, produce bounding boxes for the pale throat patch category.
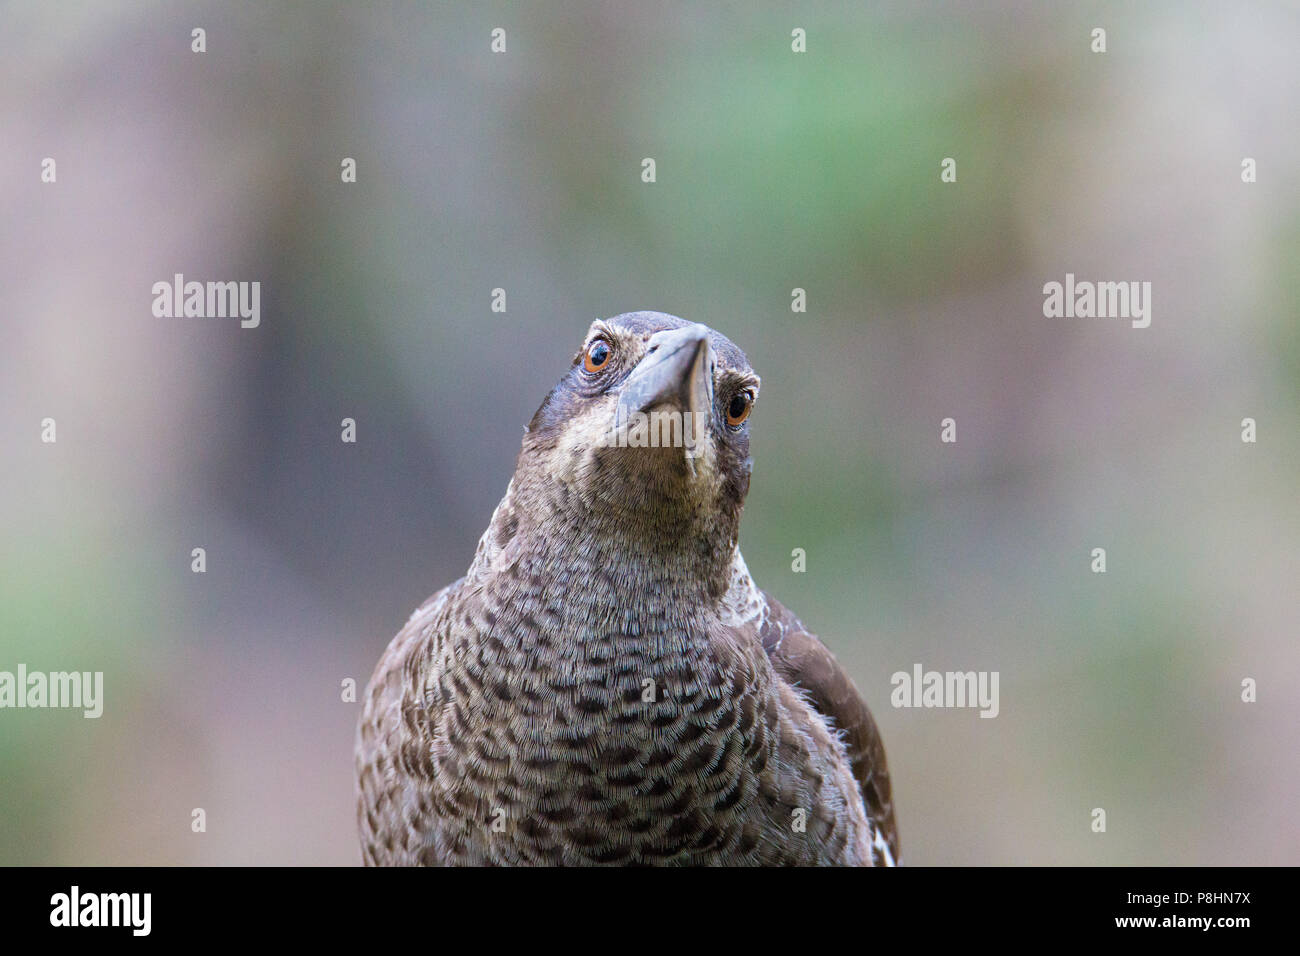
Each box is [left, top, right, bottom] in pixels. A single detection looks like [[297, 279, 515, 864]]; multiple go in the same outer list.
[[553, 398, 720, 482], [719, 549, 768, 628]]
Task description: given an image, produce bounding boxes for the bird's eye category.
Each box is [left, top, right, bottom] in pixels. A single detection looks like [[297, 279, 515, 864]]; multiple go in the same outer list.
[[726, 390, 754, 427], [584, 339, 613, 373]]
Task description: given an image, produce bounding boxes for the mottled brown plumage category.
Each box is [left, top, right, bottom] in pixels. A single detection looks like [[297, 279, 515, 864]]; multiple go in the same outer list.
[[355, 311, 897, 865]]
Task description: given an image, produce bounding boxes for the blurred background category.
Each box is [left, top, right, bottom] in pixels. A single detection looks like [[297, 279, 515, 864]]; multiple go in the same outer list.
[[2, 0, 1297, 865]]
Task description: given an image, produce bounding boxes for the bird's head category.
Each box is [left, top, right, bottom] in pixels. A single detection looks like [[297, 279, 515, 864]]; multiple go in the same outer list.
[[518, 311, 761, 549]]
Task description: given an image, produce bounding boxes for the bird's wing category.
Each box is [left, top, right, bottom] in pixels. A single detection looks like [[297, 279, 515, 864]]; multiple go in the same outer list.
[[757, 591, 900, 865]]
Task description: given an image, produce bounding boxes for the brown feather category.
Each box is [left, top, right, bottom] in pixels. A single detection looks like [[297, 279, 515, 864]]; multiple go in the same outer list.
[[757, 592, 899, 863]]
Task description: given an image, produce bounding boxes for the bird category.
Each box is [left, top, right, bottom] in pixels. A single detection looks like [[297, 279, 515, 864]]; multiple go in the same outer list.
[[355, 311, 898, 865]]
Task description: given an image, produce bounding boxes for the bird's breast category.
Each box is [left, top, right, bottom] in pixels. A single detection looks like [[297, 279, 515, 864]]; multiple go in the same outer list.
[[422, 608, 780, 863]]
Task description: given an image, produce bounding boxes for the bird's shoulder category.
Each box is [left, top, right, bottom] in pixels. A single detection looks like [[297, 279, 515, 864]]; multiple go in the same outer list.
[[355, 579, 463, 864], [363, 579, 461, 712], [720, 561, 899, 865]]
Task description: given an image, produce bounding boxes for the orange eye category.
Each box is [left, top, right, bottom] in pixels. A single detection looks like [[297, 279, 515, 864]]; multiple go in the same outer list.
[[584, 339, 613, 373], [726, 390, 754, 427]]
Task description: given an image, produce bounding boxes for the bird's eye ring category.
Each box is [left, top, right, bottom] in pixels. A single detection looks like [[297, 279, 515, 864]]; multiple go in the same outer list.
[[726, 390, 754, 427], [584, 339, 613, 373]]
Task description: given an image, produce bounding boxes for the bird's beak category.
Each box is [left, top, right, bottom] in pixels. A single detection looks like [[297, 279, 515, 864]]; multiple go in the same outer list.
[[614, 324, 713, 464], [616, 323, 713, 416]]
